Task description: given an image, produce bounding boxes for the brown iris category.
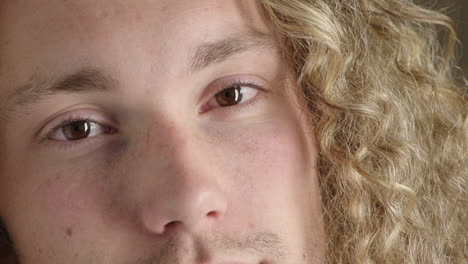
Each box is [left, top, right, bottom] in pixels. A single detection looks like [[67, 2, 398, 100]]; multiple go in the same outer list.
[[215, 85, 243, 106], [62, 121, 91, 140]]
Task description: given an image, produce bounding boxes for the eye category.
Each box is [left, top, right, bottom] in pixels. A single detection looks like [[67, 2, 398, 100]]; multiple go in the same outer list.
[[207, 84, 260, 108], [48, 118, 113, 141]]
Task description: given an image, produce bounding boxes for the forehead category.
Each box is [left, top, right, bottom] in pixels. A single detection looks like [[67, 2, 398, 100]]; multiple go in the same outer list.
[[0, 0, 267, 37], [0, 0, 271, 96]]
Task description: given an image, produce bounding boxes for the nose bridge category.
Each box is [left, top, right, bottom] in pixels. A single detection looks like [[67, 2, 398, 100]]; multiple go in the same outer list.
[[145, 118, 203, 174], [137, 118, 227, 235], [144, 115, 187, 152]]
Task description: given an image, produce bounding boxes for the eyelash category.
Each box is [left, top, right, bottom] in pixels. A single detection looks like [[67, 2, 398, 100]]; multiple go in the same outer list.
[[213, 80, 264, 95], [44, 80, 267, 149]]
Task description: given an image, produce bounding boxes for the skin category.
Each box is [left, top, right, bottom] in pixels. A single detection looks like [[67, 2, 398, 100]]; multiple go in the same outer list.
[[0, 0, 325, 263]]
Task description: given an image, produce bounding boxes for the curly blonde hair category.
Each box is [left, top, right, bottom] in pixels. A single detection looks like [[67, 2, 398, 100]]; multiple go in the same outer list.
[[259, 0, 467, 263]]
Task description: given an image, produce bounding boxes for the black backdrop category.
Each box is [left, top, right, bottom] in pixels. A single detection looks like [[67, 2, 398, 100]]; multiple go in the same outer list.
[[433, 0, 468, 73]]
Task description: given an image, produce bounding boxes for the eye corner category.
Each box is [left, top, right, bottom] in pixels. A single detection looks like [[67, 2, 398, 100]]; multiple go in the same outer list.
[[198, 103, 211, 114]]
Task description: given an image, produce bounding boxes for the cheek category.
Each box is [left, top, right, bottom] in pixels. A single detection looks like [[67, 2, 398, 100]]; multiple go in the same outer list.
[[24, 158, 114, 237], [39, 170, 98, 228], [2, 137, 130, 229], [244, 125, 309, 188], [210, 112, 317, 228], [36, 156, 133, 237], [0, 159, 106, 262], [216, 111, 324, 257]]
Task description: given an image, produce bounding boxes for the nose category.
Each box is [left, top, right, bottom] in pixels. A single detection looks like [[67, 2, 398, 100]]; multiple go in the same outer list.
[[137, 125, 228, 235], [140, 172, 228, 235]]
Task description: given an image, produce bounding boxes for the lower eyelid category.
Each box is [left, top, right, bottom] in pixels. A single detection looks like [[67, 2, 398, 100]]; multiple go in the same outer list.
[[45, 135, 93, 152], [46, 131, 116, 153], [207, 92, 268, 118]]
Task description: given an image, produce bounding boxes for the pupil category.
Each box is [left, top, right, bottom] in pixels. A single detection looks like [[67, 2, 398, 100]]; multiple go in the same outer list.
[[63, 121, 91, 140], [216, 86, 243, 106]]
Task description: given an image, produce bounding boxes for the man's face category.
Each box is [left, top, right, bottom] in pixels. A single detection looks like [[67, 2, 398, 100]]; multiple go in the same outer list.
[[0, 0, 325, 263]]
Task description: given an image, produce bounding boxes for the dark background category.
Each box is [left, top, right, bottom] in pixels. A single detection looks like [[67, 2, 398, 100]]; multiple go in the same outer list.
[[430, 0, 468, 73], [454, 0, 468, 73]]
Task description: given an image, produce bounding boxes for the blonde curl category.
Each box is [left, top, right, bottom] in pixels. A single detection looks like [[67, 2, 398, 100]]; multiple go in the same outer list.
[[259, 0, 467, 263]]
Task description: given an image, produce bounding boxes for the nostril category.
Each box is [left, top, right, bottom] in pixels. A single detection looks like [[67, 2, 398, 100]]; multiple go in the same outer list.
[[164, 220, 181, 230], [206, 211, 218, 218]]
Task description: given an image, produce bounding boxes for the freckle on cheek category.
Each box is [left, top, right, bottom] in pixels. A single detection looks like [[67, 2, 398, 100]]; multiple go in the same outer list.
[[66, 227, 73, 237]]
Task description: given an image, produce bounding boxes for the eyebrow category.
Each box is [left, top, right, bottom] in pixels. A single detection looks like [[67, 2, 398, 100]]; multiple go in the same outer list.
[[1, 31, 278, 122], [1, 68, 118, 122], [189, 31, 277, 73]]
